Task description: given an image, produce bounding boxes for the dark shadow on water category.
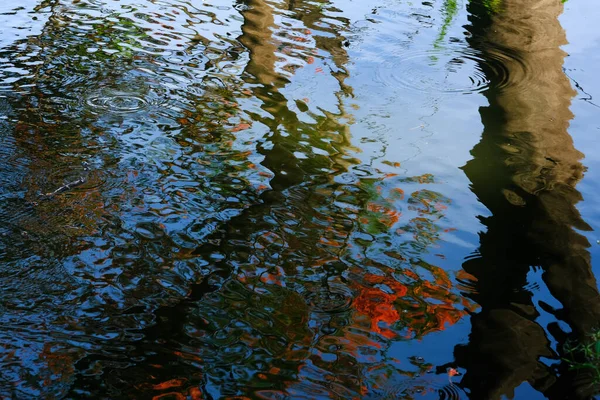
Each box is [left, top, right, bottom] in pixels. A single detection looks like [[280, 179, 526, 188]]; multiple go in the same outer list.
[[455, 0, 600, 398]]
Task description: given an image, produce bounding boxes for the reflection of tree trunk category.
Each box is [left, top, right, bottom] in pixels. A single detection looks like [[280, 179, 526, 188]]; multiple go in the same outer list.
[[489, 0, 600, 338], [236, 0, 354, 189], [238, 0, 280, 86], [457, 0, 600, 398], [489, 0, 583, 198]]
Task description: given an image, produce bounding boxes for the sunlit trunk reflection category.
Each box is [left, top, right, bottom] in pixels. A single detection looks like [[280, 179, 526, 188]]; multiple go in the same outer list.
[[459, 0, 600, 397]]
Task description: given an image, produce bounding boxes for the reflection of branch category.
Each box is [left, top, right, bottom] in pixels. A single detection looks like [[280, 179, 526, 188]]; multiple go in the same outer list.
[[564, 68, 600, 109], [42, 177, 86, 198], [33, 0, 58, 13]]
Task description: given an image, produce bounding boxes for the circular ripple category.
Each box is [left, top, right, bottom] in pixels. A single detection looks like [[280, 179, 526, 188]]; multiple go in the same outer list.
[[84, 82, 168, 114], [87, 93, 148, 113], [22, 165, 109, 200], [377, 380, 468, 400], [302, 283, 353, 313], [376, 45, 528, 94]]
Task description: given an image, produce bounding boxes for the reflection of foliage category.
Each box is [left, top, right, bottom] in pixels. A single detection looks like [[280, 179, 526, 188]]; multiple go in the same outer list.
[[435, 0, 459, 47], [354, 173, 450, 251], [0, 0, 471, 397], [407, 189, 451, 245], [346, 172, 468, 339], [564, 330, 600, 396], [353, 273, 408, 339], [357, 177, 404, 236], [435, 0, 503, 46], [482, 0, 503, 14], [351, 263, 467, 340], [233, 169, 470, 347]]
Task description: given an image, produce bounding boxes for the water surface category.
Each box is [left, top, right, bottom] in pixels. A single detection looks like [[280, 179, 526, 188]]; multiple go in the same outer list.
[[1, 0, 600, 398]]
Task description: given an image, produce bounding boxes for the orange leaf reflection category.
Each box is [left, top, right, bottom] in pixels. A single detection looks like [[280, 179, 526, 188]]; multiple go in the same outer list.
[[153, 378, 186, 390]]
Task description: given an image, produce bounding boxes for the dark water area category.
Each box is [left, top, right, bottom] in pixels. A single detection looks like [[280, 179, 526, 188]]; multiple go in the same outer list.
[[1, 0, 600, 398]]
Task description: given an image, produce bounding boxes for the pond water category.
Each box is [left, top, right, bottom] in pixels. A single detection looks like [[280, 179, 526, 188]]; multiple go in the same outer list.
[[1, 0, 600, 398]]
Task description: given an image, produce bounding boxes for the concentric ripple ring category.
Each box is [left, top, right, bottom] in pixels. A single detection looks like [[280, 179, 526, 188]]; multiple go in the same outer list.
[[376, 44, 529, 94]]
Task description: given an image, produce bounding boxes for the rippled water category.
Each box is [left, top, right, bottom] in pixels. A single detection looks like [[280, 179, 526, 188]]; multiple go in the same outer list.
[[1, 0, 600, 398]]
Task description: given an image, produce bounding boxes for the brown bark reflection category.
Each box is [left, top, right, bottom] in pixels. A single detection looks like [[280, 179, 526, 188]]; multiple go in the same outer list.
[[236, 0, 355, 190], [238, 0, 280, 86], [458, 0, 600, 398]]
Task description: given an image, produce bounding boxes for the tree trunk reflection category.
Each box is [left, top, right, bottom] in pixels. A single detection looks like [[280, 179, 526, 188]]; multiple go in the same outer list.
[[459, 0, 600, 398]]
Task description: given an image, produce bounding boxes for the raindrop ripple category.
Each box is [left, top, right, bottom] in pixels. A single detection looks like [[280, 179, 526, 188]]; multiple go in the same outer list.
[[376, 45, 529, 94]]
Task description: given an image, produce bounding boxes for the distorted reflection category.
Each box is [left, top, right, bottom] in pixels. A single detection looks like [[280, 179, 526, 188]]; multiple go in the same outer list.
[[0, 0, 597, 399], [458, 0, 600, 398]]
